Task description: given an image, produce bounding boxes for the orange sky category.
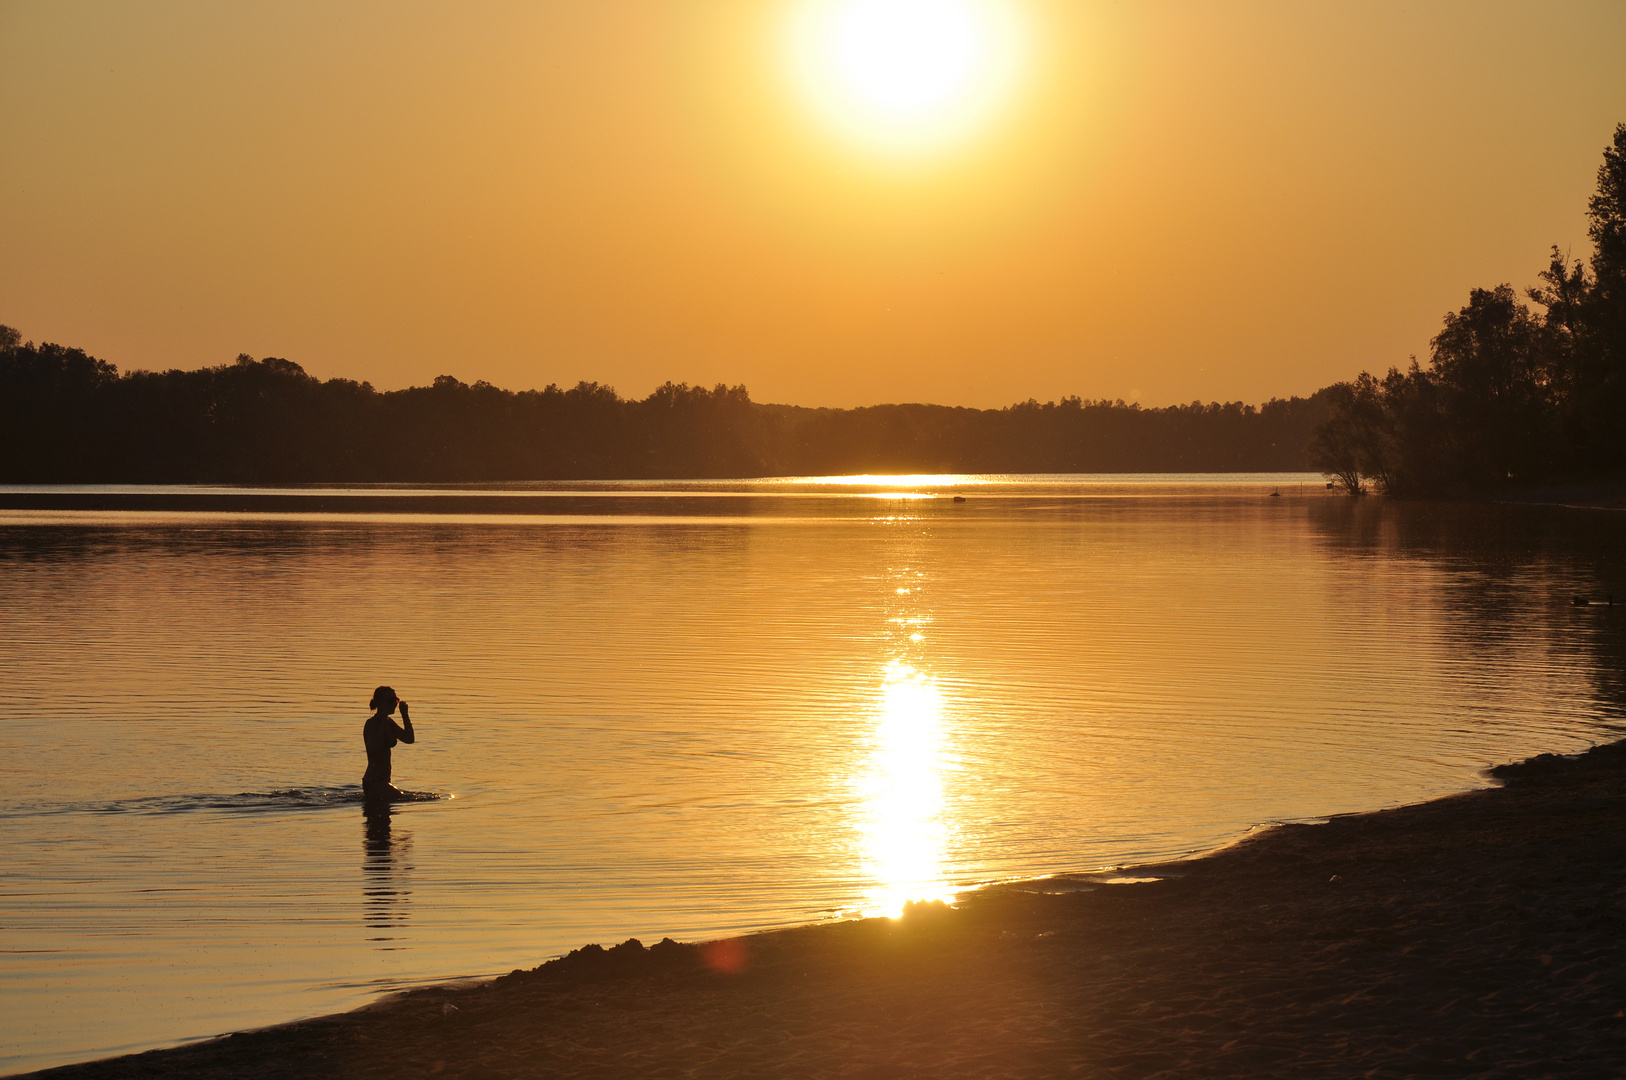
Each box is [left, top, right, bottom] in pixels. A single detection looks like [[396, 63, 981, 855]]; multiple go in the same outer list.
[[2, 1, 1624, 408]]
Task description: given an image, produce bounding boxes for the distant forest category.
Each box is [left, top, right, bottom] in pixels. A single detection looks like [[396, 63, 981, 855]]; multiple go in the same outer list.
[[10, 123, 1620, 489], [1311, 123, 1626, 496], [0, 329, 1332, 482]]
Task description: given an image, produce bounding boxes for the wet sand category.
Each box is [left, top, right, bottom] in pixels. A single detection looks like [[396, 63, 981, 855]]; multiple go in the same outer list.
[[24, 741, 1626, 1079]]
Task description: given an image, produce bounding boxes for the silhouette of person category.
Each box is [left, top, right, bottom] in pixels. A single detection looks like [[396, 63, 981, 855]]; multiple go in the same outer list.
[[362, 686, 415, 802]]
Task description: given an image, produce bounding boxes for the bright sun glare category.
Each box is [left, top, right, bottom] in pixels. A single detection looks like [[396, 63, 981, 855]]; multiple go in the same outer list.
[[831, 0, 981, 118], [859, 660, 954, 917], [786, 0, 1026, 154]]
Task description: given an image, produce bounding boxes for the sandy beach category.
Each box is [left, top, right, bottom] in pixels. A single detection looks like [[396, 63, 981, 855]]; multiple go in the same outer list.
[[20, 739, 1624, 1080]]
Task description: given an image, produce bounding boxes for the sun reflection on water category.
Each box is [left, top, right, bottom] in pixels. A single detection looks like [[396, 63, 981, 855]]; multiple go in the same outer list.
[[856, 659, 955, 917]]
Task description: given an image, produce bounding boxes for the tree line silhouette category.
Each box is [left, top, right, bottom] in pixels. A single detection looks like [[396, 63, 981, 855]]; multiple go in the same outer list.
[[0, 331, 1333, 482], [1311, 123, 1626, 495], [12, 123, 1618, 489]]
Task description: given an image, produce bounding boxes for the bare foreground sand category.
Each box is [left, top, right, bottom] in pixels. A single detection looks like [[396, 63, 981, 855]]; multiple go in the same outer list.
[[24, 742, 1626, 1080]]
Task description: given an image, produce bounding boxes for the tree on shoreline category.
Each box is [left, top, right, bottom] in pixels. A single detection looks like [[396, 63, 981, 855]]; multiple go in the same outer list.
[[1307, 372, 1390, 494], [1312, 122, 1626, 495]]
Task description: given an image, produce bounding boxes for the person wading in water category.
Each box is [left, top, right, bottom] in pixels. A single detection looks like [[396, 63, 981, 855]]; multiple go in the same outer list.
[[363, 686, 415, 802]]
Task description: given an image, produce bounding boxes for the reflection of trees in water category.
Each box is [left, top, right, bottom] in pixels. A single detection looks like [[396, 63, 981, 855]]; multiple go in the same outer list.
[[362, 805, 412, 944], [1306, 498, 1626, 720], [0, 517, 754, 574]]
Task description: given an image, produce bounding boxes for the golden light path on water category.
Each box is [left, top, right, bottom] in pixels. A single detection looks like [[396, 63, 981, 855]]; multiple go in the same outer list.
[[852, 541, 960, 918], [857, 660, 955, 917], [794, 473, 994, 486], [837, 502, 956, 918]]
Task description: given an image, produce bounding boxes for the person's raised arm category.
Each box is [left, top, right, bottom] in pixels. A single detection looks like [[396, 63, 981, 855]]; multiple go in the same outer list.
[[397, 700, 416, 744]]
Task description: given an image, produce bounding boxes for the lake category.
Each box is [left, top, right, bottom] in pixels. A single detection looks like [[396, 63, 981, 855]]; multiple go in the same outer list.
[[2, 474, 1622, 1073]]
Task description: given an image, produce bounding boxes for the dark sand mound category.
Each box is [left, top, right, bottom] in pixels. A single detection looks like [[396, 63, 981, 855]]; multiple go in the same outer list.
[[26, 742, 1626, 1079]]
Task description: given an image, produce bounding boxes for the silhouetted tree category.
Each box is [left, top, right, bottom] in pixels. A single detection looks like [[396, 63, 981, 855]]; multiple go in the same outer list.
[[1309, 372, 1390, 493], [1313, 122, 1626, 495], [0, 330, 1333, 482], [1573, 122, 1626, 467], [0, 328, 122, 480], [1429, 284, 1552, 486]]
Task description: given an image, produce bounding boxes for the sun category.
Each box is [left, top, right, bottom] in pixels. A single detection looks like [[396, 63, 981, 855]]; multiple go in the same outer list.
[[829, 0, 982, 120], [785, 0, 1027, 155]]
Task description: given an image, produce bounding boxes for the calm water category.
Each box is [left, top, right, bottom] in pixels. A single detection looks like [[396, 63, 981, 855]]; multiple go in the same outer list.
[[2, 475, 1623, 1073]]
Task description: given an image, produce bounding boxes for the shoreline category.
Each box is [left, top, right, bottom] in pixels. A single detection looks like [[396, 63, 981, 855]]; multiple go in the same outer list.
[[1494, 479, 1626, 511], [21, 739, 1626, 1079]]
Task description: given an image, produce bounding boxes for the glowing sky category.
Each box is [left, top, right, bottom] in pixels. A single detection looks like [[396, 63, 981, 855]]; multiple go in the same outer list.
[[2, 1, 1623, 407]]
